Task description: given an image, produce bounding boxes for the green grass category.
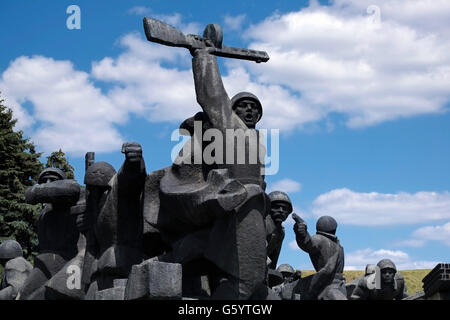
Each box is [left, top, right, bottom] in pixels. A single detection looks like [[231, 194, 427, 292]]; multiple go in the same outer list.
[[300, 269, 431, 295]]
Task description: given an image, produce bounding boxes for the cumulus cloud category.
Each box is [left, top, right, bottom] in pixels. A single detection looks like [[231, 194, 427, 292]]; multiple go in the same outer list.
[[345, 248, 439, 270], [397, 222, 450, 247], [311, 188, 450, 226], [0, 56, 124, 155], [289, 240, 300, 251], [92, 33, 199, 123], [242, 0, 450, 128], [3, 2, 450, 154], [267, 178, 302, 194], [223, 14, 247, 31]]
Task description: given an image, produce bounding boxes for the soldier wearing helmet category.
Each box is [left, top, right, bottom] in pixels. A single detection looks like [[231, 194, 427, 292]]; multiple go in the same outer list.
[[83, 142, 146, 299], [350, 259, 409, 300], [19, 167, 81, 300], [231, 92, 262, 129], [270, 264, 302, 300], [138, 38, 268, 300], [345, 264, 378, 298], [265, 191, 293, 269], [0, 240, 33, 300], [293, 215, 347, 300]]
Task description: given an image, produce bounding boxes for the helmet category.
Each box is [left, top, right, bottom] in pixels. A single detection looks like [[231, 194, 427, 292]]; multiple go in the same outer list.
[[377, 259, 397, 272], [365, 264, 377, 276], [316, 216, 338, 234], [231, 92, 263, 122], [84, 162, 116, 187], [267, 269, 284, 287], [38, 167, 66, 184], [276, 264, 295, 275], [0, 240, 23, 260], [268, 191, 293, 213]]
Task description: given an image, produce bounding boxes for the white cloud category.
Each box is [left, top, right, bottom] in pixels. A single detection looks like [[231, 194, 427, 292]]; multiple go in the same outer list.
[[92, 33, 199, 123], [311, 188, 450, 226], [398, 222, 450, 247], [345, 248, 438, 270], [267, 178, 302, 194], [4, 2, 450, 154], [289, 240, 300, 251], [0, 56, 124, 155], [223, 14, 246, 31], [241, 0, 450, 128]]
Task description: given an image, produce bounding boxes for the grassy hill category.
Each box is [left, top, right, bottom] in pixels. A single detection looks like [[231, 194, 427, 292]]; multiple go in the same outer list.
[[0, 266, 430, 297], [301, 269, 431, 295]]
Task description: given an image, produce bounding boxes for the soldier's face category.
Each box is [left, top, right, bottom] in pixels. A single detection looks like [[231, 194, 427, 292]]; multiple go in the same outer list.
[[234, 99, 260, 128], [40, 174, 60, 184], [282, 272, 295, 283], [381, 268, 395, 284], [271, 201, 290, 224]]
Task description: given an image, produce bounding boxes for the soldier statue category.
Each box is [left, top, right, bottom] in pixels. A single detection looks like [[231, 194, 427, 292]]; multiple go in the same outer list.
[[265, 191, 293, 269], [350, 259, 409, 300], [82, 142, 146, 298], [293, 215, 347, 300], [141, 33, 268, 299], [0, 240, 33, 300], [272, 264, 301, 300], [18, 168, 80, 299]]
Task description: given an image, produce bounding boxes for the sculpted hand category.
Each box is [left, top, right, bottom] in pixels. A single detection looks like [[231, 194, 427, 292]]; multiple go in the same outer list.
[[292, 213, 307, 237], [122, 142, 142, 163], [189, 37, 215, 56]]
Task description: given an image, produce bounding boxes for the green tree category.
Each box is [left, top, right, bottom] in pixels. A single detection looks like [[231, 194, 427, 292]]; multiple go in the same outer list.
[[0, 96, 43, 260], [45, 149, 75, 179]]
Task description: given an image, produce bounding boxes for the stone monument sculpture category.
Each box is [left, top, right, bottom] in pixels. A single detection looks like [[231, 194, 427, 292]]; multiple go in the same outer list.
[[18, 168, 80, 299], [350, 259, 409, 300], [140, 17, 270, 299], [292, 214, 347, 300], [0, 240, 33, 300], [272, 264, 301, 300], [81, 142, 147, 299], [265, 191, 293, 269]]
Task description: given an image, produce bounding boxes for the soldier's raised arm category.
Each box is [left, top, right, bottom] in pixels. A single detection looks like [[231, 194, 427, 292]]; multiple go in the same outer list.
[[117, 142, 146, 196], [292, 213, 313, 252], [191, 46, 233, 131]]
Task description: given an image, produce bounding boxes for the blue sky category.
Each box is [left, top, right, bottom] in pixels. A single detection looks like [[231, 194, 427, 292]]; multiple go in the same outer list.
[[1, 0, 450, 270]]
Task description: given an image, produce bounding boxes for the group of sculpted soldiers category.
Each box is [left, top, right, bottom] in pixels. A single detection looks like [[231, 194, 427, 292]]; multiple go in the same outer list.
[[1, 27, 409, 300]]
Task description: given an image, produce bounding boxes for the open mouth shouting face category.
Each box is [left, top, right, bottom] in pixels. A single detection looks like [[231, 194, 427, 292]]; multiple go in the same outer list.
[[234, 99, 260, 128]]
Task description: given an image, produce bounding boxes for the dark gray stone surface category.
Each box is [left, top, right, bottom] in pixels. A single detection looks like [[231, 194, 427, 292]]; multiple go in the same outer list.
[[0, 255, 33, 300], [141, 17, 270, 300], [266, 191, 293, 269], [95, 287, 126, 300], [125, 260, 182, 300], [292, 214, 347, 300], [19, 170, 81, 300], [350, 259, 409, 300]]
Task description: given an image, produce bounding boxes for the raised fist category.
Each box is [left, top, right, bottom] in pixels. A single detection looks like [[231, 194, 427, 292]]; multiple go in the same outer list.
[[121, 142, 142, 162]]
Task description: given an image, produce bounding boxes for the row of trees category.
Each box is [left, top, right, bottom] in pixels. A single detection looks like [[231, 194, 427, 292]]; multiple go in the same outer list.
[[0, 96, 75, 260]]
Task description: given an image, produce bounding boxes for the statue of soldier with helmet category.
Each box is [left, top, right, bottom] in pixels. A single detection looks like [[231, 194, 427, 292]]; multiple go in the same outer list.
[[350, 258, 409, 300], [18, 168, 81, 299], [293, 214, 347, 300], [141, 28, 268, 299], [265, 191, 293, 269], [0, 240, 33, 300]]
